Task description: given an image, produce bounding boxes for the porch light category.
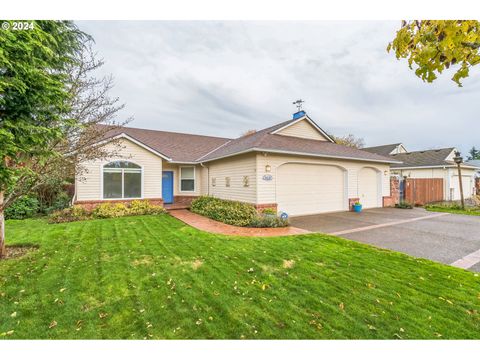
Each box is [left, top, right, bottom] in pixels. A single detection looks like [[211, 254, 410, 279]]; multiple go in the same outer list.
[[265, 165, 271, 173]]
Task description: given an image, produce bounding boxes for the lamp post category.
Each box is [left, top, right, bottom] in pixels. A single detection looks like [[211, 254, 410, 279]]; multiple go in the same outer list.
[[453, 151, 465, 210]]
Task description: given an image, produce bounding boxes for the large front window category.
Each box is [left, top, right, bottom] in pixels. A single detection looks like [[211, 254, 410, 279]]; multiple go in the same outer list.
[[103, 161, 142, 199], [180, 166, 195, 192]]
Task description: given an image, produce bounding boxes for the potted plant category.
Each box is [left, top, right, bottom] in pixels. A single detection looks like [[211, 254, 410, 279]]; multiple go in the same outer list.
[[352, 201, 362, 213]]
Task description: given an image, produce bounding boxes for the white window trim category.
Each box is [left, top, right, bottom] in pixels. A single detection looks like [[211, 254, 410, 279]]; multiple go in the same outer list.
[[179, 166, 196, 193], [100, 160, 144, 200]]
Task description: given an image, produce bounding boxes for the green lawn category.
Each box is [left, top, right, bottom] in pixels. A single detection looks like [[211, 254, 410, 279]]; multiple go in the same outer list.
[[425, 206, 480, 216], [1, 214, 479, 339]]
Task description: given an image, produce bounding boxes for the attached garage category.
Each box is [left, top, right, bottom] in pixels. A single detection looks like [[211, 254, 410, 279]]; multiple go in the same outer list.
[[358, 167, 382, 209], [276, 163, 347, 216]]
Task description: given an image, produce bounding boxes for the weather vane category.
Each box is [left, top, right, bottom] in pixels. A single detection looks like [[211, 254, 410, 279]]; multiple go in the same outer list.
[[292, 99, 304, 112]]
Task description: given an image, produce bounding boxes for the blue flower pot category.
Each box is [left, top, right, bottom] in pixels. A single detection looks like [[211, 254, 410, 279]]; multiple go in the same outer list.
[[353, 204, 362, 213]]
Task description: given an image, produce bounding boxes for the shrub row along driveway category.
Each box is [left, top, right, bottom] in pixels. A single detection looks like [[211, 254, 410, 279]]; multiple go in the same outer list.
[[290, 208, 480, 272], [1, 215, 479, 339]]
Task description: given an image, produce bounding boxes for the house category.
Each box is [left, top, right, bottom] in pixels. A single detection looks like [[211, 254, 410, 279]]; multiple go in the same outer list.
[[74, 111, 401, 217], [364, 144, 479, 201]]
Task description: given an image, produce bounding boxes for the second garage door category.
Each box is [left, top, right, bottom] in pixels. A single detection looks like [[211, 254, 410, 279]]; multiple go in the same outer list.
[[276, 163, 347, 216], [358, 167, 381, 208]]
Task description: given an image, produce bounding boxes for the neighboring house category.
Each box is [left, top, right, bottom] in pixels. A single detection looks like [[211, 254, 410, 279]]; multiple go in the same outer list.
[[361, 143, 408, 156], [467, 160, 480, 178], [75, 111, 401, 217], [364, 144, 479, 201]]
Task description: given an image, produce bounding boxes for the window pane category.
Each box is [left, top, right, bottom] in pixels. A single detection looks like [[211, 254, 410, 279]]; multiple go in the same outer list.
[[181, 179, 195, 191], [124, 171, 141, 198], [104, 161, 141, 169], [104, 172, 122, 198], [181, 167, 194, 179]]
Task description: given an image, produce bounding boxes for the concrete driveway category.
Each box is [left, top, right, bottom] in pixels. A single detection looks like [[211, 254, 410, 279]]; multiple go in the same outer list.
[[290, 207, 480, 272]]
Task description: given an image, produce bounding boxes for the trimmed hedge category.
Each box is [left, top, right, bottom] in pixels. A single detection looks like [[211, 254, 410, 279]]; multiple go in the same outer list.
[[190, 196, 258, 227], [190, 196, 288, 228], [49, 200, 166, 223]]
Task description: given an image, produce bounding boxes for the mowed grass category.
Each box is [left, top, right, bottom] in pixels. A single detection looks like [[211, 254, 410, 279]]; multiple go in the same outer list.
[[1, 214, 479, 339], [425, 206, 480, 216]]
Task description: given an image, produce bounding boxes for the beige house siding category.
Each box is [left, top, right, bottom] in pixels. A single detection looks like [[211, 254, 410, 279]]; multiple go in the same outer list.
[[275, 119, 329, 141], [162, 163, 203, 196], [205, 153, 257, 203], [256, 153, 390, 206], [76, 138, 163, 201]]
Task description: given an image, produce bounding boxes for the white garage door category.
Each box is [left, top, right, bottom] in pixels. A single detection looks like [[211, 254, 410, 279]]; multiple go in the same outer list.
[[276, 163, 346, 216], [452, 176, 473, 200], [358, 167, 381, 209]]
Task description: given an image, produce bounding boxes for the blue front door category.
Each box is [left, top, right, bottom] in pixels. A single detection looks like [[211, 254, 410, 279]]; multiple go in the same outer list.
[[162, 171, 174, 204]]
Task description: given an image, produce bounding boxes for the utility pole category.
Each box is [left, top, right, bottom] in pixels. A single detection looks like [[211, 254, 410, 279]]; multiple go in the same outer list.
[[453, 151, 465, 209]]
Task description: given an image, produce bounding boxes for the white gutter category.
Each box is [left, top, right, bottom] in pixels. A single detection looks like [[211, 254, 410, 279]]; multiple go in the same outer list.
[[198, 147, 402, 164], [392, 164, 479, 170]]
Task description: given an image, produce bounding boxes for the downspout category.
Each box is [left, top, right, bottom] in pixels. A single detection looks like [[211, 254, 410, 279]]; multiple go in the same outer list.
[[200, 163, 209, 195]]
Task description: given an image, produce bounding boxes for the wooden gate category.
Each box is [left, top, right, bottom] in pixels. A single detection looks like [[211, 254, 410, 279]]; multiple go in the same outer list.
[[405, 178, 444, 205]]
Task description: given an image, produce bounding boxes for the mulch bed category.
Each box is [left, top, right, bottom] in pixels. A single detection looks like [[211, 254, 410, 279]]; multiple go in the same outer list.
[[1, 245, 38, 260]]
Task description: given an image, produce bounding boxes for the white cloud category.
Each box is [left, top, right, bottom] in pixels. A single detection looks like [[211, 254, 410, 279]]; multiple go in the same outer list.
[[76, 21, 479, 154]]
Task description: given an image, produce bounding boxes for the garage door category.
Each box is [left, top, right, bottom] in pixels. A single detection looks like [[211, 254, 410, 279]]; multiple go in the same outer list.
[[358, 167, 381, 208], [452, 176, 473, 200], [276, 163, 346, 216]]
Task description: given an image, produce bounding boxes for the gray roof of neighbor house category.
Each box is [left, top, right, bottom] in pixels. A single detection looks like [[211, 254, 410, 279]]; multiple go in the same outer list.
[[362, 143, 403, 157], [390, 148, 457, 168], [99, 117, 401, 164], [467, 160, 480, 169]]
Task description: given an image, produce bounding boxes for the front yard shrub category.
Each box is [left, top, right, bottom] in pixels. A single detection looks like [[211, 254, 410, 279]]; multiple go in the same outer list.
[[249, 214, 289, 228], [129, 200, 166, 215], [93, 203, 129, 218], [395, 201, 413, 209], [49, 205, 90, 223], [5, 195, 40, 220], [48, 200, 166, 223], [191, 196, 257, 226], [191, 196, 288, 227]]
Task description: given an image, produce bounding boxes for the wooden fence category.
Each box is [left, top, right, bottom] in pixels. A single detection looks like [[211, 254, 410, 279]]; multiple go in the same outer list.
[[404, 178, 444, 205]]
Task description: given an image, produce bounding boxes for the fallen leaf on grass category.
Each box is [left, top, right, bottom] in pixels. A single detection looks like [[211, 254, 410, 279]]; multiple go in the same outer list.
[[49, 320, 57, 329], [10, 312, 17, 318], [282, 260, 295, 269], [59, 288, 66, 292], [99, 312, 108, 319], [339, 303, 345, 311]]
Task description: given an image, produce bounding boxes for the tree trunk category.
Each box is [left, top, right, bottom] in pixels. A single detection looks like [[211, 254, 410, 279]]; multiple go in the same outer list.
[[0, 191, 5, 258]]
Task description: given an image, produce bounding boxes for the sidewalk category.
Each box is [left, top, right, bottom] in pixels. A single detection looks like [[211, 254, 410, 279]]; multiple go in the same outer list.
[[169, 209, 310, 237]]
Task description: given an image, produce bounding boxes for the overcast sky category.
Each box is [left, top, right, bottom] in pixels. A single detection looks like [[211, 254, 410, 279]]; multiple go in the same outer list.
[[77, 21, 479, 154]]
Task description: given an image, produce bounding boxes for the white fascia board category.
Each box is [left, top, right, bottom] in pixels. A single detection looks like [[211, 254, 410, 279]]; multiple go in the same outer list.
[[392, 164, 478, 170], [201, 147, 402, 165]]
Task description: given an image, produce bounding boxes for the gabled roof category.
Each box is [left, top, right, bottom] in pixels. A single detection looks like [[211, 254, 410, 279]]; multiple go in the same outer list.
[[270, 115, 335, 142], [198, 116, 400, 164], [363, 143, 403, 157], [98, 116, 400, 165], [100, 125, 231, 163], [390, 148, 456, 168]]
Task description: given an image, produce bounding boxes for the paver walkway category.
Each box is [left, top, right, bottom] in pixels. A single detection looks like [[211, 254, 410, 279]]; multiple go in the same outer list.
[[169, 209, 310, 237]]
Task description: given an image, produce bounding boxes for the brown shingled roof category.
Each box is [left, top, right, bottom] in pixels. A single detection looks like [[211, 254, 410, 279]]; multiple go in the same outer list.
[[99, 117, 400, 164], [101, 125, 231, 162], [390, 148, 456, 168]]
